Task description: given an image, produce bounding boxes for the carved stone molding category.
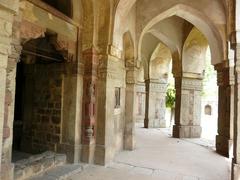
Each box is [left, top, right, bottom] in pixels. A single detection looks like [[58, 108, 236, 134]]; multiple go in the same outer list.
[[108, 45, 122, 60], [82, 47, 99, 145], [126, 67, 138, 84], [136, 83, 145, 93], [214, 62, 230, 86], [176, 77, 202, 91]]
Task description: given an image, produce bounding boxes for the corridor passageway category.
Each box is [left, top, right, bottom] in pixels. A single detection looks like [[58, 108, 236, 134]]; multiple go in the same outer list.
[[69, 125, 230, 180]]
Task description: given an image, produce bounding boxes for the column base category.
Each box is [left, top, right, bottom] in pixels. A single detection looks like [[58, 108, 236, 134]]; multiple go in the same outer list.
[[94, 145, 114, 166], [232, 162, 240, 180], [1, 163, 14, 180], [124, 133, 136, 151], [159, 119, 167, 128], [81, 143, 95, 164], [216, 135, 232, 158], [144, 118, 164, 128], [173, 125, 202, 138]]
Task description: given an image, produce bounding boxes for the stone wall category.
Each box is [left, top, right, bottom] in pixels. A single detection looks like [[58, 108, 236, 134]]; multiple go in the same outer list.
[[21, 63, 64, 154]]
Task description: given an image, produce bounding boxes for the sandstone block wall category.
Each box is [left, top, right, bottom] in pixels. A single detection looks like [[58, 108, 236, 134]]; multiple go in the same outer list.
[[21, 63, 64, 154]]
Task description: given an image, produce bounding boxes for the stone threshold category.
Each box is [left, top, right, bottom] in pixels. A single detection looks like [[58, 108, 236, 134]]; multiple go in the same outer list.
[[30, 164, 87, 180], [14, 151, 67, 180]]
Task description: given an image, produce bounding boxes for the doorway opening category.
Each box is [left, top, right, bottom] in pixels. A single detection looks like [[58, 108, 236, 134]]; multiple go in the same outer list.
[[12, 35, 65, 163]]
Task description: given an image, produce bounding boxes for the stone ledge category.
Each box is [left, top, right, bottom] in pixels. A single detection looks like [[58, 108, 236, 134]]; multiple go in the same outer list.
[[14, 151, 66, 180], [30, 164, 87, 180]]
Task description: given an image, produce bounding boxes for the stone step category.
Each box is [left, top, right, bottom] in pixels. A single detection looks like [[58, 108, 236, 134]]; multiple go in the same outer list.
[[14, 151, 67, 180], [29, 164, 87, 180]]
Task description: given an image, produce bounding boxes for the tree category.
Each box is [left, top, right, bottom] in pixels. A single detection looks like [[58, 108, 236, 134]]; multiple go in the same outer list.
[[166, 86, 176, 127]]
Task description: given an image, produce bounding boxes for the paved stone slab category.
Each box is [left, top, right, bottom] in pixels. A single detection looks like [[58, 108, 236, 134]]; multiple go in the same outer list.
[[69, 127, 230, 180], [152, 169, 180, 179], [182, 175, 199, 180], [107, 162, 134, 171], [30, 164, 84, 180], [130, 166, 153, 175]]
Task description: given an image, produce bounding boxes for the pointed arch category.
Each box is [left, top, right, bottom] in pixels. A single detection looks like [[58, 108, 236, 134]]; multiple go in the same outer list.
[[138, 4, 224, 65]]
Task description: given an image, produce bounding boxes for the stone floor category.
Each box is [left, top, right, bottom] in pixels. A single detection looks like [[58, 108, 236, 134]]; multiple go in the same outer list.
[[68, 126, 231, 180]]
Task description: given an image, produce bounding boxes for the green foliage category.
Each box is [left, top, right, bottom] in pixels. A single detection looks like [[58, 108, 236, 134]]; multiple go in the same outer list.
[[166, 86, 176, 109]]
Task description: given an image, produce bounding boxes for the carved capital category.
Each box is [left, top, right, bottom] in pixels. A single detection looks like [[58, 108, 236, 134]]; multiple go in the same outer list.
[[145, 79, 168, 93], [126, 67, 138, 84], [107, 45, 122, 60], [181, 77, 202, 91], [214, 62, 230, 86]]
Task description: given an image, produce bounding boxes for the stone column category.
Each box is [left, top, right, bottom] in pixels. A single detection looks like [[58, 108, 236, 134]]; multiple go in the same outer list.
[[144, 79, 167, 128], [0, 1, 19, 179], [173, 76, 202, 138], [229, 48, 235, 159], [81, 48, 98, 163], [94, 45, 125, 165], [215, 62, 232, 157], [232, 42, 240, 179], [124, 66, 137, 150]]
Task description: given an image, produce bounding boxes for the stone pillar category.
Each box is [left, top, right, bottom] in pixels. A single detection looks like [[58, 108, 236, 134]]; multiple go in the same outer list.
[[0, 1, 19, 179], [232, 42, 240, 179], [124, 66, 137, 150], [94, 45, 125, 165], [214, 62, 232, 157], [136, 82, 146, 122], [144, 79, 167, 128], [81, 48, 98, 163], [173, 76, 202, 138], [229, 47, 235, 159]]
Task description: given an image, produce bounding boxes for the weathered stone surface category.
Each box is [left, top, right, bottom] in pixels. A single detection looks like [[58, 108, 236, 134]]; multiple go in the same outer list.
[[0, 0, 237, 179], [173, 77, 202, 138], [144, 79, 167, 128], [14, 151, 67, 180]]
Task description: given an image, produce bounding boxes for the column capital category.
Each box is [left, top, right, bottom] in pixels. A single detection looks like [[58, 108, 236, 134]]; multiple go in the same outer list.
[[126, 68, 138, 84], [214, 62, 230, 86], [144, 78, 167, 84], [107, 44, 122, 60], [181, 77, 203, 91], [182, 72, 204, 80], [214, 61, 229, 71]]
